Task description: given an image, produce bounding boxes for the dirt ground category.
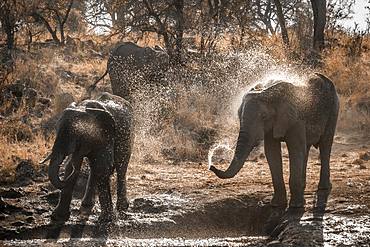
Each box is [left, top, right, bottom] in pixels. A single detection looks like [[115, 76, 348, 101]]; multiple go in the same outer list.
[[0, 130, 369, 246]]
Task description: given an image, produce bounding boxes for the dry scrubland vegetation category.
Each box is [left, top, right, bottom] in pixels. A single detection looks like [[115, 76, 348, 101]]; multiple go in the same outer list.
[[0, 0, 370, 184], [0, 31, 369, 184]]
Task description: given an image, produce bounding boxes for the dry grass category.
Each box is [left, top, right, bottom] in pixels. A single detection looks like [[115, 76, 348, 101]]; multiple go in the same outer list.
[[0, 31, 369, 183], [0, 133, 51, 183]]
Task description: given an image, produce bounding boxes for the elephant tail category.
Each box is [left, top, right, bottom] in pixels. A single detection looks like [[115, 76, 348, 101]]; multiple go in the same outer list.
[[86, 69, 108, 96]]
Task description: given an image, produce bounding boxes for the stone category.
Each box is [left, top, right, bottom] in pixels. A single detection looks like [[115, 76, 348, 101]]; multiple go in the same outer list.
[[359, 151, 370, 161], [0, 188, 24, 199], [15, 160, 36, 186]]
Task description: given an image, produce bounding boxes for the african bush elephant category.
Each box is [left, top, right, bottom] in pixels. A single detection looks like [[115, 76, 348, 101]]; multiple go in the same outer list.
[[210, 73, 339, 208], [88, 42, 169, 102], [42, 92, 134, 222]]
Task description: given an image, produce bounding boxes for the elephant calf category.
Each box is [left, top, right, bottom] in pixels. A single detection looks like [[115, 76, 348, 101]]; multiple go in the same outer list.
[[210, 73, 339, 208], [42, 92, 134, 222]]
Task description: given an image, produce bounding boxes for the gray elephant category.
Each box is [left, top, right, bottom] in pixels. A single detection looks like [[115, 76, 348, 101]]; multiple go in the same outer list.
[[210, 73, 339, 208], [88, 42, 169, 101], [41, 92, 134, 222]]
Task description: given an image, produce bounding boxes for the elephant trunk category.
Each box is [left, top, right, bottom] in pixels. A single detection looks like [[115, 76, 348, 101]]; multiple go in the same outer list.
[[48, 152, 67, 189], [48, 151, 78, 189], [210, 131, 253, 179]]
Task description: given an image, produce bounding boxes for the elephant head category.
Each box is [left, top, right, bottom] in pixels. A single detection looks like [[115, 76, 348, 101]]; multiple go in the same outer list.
[[42, 104, 115, 189], [144, 46, 170, 73], [210, 88, 299, 179]]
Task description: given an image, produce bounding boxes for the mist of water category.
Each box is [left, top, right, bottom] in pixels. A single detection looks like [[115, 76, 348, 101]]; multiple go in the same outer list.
[[128, 47, 312, 163], [207, 142, 234, 169]]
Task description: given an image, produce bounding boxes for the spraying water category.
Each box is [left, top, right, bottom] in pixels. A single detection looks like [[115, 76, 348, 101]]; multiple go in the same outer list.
[[207, 142, 234, 170], [126, 47, 312, 163]]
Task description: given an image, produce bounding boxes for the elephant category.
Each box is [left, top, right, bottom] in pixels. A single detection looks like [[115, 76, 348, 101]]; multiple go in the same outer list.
[[210, 73, 339, 208], [41, 92, 134, 222], [88, 42, 170, 102]]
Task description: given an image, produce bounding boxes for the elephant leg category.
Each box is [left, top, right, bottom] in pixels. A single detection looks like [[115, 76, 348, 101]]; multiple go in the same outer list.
[[115, 156, 130, 215], [89, 149, 114, 223], [302, 146, 311, 192], [264, 132, 287, 208], [286, 125, 307, 208], [80, 165, 97, 216], [318, 129, 335, 191], [52, 156, 82, 222], [97, 174, 114, 223]]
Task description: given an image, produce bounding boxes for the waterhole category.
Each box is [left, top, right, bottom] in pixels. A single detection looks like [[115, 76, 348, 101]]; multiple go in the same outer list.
[[1, 194, 271, 246]]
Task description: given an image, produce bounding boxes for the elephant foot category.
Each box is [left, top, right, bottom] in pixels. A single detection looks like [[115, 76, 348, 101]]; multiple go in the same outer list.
[[116, 199, 129, 212], [264, 207, 285, 235], [98, 212, 115, 224], [51, 209, 70, 223], [270, 195, 287, 208]]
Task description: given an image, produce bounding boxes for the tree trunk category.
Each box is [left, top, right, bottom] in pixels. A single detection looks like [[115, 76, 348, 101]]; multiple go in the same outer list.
[[174, 0, 184, 64], [273, 0, 289, 46], [32, 12, 61, 44], [5, 25, 15, 50], [311, 0, 326, 52]]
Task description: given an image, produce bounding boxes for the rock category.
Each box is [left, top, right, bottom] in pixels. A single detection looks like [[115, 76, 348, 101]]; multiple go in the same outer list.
[[38, 97, 51, 106], [22, 87, 38, 109], [359, 151, 370, 161], [0, 80, 38, 115], [356, 96, 370, 114], [15, 160, 36, 186], [25, 216, 35, 223], [0, 197, 6, 211], [359, 163, 367, 169], [0, 188, 24, 199], [11, 221, 25, 227], [352, 158, 365, 165]]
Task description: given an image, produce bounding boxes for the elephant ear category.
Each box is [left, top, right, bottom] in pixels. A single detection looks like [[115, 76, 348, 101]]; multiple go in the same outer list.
[[85, 107, 116, 139], [273, 102, 298, 139]]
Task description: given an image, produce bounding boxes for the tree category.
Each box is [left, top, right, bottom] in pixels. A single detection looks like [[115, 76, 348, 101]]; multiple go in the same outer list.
[[0, 1, 30, 50], [273, 0, 289, 46], [310, 0, 326, 52], [31, 0, 74, 45]]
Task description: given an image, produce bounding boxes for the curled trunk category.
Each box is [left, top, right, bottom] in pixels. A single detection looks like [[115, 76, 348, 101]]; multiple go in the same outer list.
[[48, 152, 67, 189], [210, 131, 254, 179], [48, 152, 80, 189]]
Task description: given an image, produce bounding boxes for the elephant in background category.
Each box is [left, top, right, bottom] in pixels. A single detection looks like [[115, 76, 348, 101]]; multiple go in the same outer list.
[[88, 42, 170, 102], [42, 92, 134, 222], [210, 73, 339, 208]]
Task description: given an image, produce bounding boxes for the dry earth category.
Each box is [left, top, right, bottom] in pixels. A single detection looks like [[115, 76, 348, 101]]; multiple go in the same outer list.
[[0, 130, 369, 246]]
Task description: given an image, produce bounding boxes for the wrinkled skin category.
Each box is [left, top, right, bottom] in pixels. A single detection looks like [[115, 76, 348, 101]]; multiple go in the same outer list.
[[44, 92, 133, 223], [88, 42, 169, 102], [210, 73, 339, 208]]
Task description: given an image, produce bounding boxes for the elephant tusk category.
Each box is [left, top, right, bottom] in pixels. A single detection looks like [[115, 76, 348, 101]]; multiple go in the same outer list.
[[39, 153, 52, 164]]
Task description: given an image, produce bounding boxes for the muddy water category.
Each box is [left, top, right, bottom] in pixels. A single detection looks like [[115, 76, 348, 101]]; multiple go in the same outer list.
[[2, 191, 370, 246], [5, 236, 266, 247], [1, 192, 270, 246]]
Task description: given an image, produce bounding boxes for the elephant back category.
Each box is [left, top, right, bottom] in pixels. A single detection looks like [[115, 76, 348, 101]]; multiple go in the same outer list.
[[97, 93, 134, 150]]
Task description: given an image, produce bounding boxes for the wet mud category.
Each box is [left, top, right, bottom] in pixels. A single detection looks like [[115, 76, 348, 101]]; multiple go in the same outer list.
[[1, 132, 370, 246]]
